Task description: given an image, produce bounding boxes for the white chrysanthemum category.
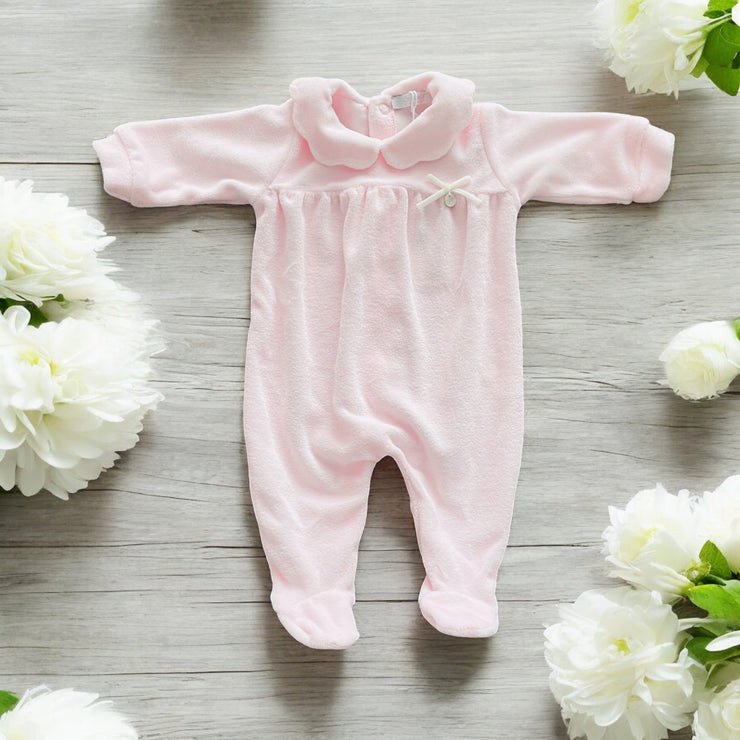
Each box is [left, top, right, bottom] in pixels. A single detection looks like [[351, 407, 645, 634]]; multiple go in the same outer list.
[[659, 320, 740, 401], [699, 475, 740, 574], [594, 0, 713, 96], [0, 685, 138, 740], [0, 177, 114, 306], [693, 679, 740, 740], [40, 277, 163, 361], [545, 587, 698, 740], [0, 305, 162, 499], [602, 485, 703, 600]]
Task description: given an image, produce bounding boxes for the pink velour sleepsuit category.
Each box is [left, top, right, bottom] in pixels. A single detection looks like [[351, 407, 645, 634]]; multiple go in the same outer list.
[[94, 72, 674, 650]]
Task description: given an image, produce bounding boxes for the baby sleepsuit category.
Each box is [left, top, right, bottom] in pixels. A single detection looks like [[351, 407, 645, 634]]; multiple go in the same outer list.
[[94, 72, 675, 650]]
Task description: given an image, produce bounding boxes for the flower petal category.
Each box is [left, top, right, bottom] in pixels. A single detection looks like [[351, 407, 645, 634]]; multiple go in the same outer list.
[[706, 631, 740, 652]]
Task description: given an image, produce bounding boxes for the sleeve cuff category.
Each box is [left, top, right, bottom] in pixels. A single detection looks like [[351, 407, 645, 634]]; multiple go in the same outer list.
[[93, 132, 133, 203], [634, 123, 675, 203]]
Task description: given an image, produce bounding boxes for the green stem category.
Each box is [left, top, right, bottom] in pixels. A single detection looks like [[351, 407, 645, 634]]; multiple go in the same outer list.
[[706, 13, 732, 29], [734, 318, 740, 340]]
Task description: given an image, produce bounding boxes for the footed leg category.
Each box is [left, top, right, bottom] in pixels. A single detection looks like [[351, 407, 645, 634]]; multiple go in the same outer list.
[[245, 391, 376, 649], [417, 588, 499, 638], [393, 388, 523, 640], [245, 449, 375, 649], [277, 590, 359, 650]]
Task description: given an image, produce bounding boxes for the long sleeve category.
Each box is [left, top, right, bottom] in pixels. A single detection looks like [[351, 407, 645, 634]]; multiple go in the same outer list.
[[480, 104, 675, 206], [93, 100, 296, 207]]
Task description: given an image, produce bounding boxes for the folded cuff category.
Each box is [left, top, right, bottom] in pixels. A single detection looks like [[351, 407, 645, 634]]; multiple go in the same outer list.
[[634, 123, 675, 203], [93, 133, 133, 203]]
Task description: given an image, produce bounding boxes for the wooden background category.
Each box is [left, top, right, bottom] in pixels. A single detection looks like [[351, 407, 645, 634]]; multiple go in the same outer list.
[[1, 1, 739, 737]]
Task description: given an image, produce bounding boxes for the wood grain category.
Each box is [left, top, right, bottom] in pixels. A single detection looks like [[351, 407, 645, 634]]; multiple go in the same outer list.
[[1, 1, 737, 737]]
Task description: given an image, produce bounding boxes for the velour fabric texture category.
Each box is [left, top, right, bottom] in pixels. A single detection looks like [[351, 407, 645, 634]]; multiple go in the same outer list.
[[94, 72, 675, 650]]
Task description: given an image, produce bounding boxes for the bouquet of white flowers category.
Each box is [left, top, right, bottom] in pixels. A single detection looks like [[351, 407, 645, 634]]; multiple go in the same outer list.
[[594, 0, 740, 96], [0, 177, 162, 498], [0, 685, 138, 739], [545, 475, 740, 739]]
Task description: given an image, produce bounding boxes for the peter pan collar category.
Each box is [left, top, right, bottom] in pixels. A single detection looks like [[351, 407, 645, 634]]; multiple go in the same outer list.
[[290, 72, 475, 170]]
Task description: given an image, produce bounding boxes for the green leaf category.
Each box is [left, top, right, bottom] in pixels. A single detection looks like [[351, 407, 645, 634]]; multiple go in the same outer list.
[[690, 620, 735, 638], [705, 0, 738, 16], [734, 318, 740, 341], [692, 56, 710, 78], [687, 583, 740, 624], [703, 22, 740, 67], [685, 635, 740, 666], [687, 635, 719, 664], [700, 540, 733, 581], [0, 691, 19, 715], [725, 580, 740, 597], [723, 20, 740, 45], [705, 63, 740, 95]]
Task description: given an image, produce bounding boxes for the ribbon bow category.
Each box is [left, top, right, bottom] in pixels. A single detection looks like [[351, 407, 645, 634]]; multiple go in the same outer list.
[[417, 174, 482, 209]]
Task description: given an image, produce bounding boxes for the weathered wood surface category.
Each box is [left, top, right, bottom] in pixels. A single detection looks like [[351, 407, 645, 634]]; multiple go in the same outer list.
[[1, 1, 739, 737]]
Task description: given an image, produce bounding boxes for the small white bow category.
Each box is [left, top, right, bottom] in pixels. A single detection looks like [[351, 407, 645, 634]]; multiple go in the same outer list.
[[417, 174, 482, 209]]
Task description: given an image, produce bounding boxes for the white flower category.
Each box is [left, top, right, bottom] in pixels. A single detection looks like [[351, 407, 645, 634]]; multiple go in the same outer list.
[[0, 685, 138, 740], [706, 630, 740, 652], [699, 475, 740, 573], [602, 485, 702, 600], [659, 320, 740, 401], [594, 0, 713, 95], [693, 679, 740, 740], [40, 277, 163, 362], [545, 587, 698, 740], [733, 5, 740, 26], [0, 305, 162, 499], [0, 177, 114, 306]]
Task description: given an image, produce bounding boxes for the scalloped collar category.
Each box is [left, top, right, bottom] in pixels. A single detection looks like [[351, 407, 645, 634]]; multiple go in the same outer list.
[[290, 72, 475, 170]]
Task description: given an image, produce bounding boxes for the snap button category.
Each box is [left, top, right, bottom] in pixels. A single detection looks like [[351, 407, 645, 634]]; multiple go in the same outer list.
[[444, 192, 457, 207], [378, 103, 390, 115]]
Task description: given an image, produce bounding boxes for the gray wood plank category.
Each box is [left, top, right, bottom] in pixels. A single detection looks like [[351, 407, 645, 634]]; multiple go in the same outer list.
[[0, 596, 562, 738], [0, 542, 610, 603]]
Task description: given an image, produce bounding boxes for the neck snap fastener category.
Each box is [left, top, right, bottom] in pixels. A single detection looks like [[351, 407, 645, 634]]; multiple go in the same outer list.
[[378, 102, 390, 114]]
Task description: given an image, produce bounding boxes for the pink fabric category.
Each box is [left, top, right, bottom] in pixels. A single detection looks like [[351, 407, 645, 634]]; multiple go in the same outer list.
[[94, 72, 675, 650]]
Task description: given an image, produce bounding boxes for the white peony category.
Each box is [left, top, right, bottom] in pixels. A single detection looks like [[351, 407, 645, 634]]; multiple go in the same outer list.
[[692, 679, 740, 740], [545, 587, 698, 740], [0, 305, 162, 499], [0, 685, 138, 740], [0, 178, 114, 306], [594, 0, 714, 96], [699, 475, 740, 574], [602, 485, 703, 600], [659, 320, 740, 401]]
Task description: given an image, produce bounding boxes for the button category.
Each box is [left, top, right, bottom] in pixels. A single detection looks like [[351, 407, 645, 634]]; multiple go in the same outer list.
[[444, 192, 457, 207], [378, 103, 390, 115]]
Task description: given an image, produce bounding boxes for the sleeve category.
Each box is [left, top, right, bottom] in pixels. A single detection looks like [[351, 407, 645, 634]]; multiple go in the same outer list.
[[480, 104, 675, 206], [93, 100, 295, 207]]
